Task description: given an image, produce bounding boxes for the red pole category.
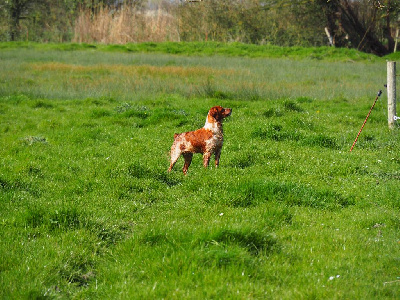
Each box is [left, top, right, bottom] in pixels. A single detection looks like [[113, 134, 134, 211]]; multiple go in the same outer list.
[[350, 90, 382, 152]]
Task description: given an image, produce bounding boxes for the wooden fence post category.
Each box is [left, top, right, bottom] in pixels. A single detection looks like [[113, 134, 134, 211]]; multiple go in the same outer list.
[[387, 61, 397, 129]]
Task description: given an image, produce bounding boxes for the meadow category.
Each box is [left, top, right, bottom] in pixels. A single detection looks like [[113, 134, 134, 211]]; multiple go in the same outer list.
[[0, 43, 399, 299]]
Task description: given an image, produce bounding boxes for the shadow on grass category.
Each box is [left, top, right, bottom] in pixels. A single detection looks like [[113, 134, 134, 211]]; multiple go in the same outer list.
[[21, 205, 132, 247], [0, 176, 42, 198], [127, 161, 182, 187], [226, 180, 354, 210], [207, 229, 278, 256], [252, 124, 340, 149]]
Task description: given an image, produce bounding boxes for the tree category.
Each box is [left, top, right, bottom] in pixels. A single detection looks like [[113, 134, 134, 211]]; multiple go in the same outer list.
[[5, 0, 30, 40], [177, 0, 326, 45], [319, 0, 400, 56], [4, 0, 61, 41]]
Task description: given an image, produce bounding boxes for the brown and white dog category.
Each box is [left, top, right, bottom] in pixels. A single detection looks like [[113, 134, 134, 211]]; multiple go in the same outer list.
[[168, 106, 232, 175]]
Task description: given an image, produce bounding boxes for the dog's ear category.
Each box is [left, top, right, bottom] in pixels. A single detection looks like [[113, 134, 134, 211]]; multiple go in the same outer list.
[[209, 106, 223, 121]]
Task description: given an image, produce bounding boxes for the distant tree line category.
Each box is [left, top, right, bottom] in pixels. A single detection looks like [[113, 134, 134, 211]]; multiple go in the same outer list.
[[1, 0, 399, 56]]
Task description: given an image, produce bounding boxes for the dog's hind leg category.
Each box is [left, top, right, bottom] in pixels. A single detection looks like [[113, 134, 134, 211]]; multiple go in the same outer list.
[[182, 153, 193, 175], [168, 145, 181, 172], [168, 160, 177, 173]]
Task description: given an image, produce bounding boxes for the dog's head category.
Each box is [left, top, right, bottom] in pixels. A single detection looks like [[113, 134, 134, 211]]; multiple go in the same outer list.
[[208, 106, 232, 122]]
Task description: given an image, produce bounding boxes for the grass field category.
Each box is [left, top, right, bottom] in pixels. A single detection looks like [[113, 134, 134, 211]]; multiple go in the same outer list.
[[0, 42, 399, 299]]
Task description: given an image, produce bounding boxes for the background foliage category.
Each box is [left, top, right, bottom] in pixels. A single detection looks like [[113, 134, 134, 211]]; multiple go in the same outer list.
[[1, 0, 400, 55]]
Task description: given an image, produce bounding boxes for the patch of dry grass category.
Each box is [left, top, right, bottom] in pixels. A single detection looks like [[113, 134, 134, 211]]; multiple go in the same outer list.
[[30, 62, 239, 78], [73, 6, 179, 44]]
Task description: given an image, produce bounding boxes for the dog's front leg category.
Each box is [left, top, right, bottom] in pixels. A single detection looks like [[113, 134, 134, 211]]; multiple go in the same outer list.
[[203, 152, 211, 168], [214, 148, 222, 167]]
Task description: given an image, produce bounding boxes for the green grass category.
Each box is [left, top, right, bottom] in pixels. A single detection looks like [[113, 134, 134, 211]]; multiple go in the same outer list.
[[0, 41, 382, 61], [0, 44, 399, 299]]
